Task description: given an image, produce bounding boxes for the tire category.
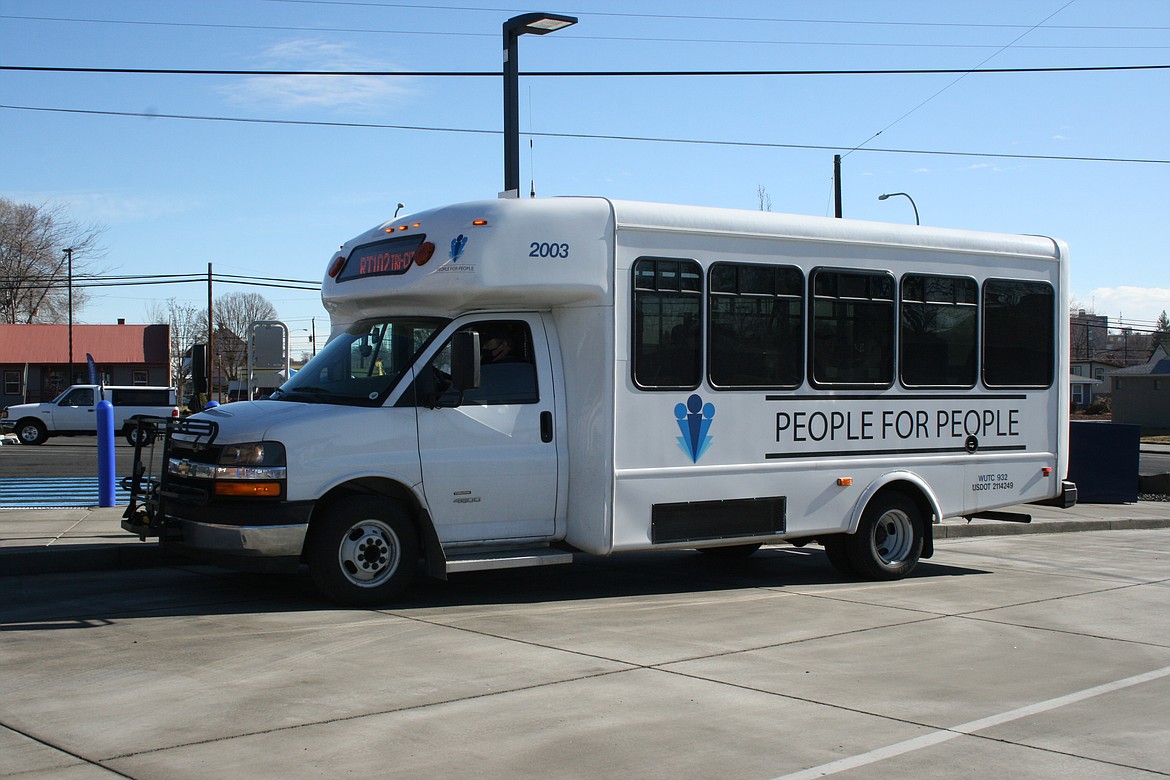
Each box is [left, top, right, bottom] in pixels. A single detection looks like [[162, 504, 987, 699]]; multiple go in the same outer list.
[[821, 535, 858, 577], [124, 423, 154, 447], [845, 493, 924, 580], [16, 419, 47, 445], [697, 543, 762, 558], [307, 496, 419, 606]]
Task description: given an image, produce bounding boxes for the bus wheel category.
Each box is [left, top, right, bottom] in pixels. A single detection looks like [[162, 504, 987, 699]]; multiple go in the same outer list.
[[821, 536, 858, 577], [697, 543, 762, 558], [17, 419, 47, 445], [307, 496, 418, 606], [846, 494, 923, 580]]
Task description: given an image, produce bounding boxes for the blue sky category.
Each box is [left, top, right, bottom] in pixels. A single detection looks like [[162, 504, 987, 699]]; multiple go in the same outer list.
[[2, 0, 1167, 357]]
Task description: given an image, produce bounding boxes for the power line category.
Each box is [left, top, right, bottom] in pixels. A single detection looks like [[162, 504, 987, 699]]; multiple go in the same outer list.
[[2, 103, 1165, 166], [5, 15, 1169, 49], [254, 1, 1170, 31], [3, 63, 1168, 76]]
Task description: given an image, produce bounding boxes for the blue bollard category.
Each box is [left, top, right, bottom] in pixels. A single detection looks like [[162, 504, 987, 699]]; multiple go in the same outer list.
[[96, 400, 116, 507]]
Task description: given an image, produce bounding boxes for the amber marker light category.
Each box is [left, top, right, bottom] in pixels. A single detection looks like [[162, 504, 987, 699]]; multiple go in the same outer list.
[[836, 477, 853, 487], [472, 219, 488, 226], [215, 482, 282, 497]]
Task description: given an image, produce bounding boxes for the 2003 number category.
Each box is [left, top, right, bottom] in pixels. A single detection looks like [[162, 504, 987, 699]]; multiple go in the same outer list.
[[529, 242, 570, 258]]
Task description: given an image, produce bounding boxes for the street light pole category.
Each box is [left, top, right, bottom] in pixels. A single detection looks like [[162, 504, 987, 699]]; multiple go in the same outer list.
[[878, 192, 920, 225], [502, 12, 577, 198]]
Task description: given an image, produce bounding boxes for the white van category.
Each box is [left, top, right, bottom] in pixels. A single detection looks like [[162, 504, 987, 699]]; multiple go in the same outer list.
[[124, 197, 1074, 604], [3, 384, 178, 445]]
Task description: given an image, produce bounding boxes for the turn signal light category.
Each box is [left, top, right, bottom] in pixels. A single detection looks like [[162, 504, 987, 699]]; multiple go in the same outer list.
[[837, 477, 853, 487], [215, 482, 281, 497]]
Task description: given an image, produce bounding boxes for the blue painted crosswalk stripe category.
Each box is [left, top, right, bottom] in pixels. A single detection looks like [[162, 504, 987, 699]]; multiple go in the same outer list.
[[0, 478, 131, 508]]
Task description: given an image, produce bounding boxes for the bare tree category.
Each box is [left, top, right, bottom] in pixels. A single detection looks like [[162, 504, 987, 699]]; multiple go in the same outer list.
[[0, 196, 105, 324], [757, 185, 772, 212], [208, 291, 279, 382], [147, 297, 205, 399]]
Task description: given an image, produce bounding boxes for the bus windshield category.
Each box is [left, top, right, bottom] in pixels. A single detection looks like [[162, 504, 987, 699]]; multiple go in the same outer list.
[[272, 317, 446, 407]]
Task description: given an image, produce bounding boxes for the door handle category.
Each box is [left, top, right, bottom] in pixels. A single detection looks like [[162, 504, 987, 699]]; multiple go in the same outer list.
[[540, 411, 553, 443]]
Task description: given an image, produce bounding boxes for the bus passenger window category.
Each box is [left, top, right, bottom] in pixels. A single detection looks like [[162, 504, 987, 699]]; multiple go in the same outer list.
[[633, 257, 703, 390], [900, 274, 977, 387], [983, 279, 1054, 387], [810, 270, 895, 387], [708, 262, 803, 388]]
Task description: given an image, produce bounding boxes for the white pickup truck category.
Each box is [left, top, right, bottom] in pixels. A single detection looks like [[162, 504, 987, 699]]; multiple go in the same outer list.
[[1, 384, 178, 446]]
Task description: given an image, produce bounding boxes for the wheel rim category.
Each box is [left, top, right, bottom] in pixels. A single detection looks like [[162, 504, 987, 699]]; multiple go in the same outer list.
[[871, 508, 914, 566], [336, 519, 401, 588], [19, 424, 39, 443]]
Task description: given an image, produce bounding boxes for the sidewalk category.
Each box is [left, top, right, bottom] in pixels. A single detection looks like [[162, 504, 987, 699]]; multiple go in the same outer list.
[[2, 499, 1169, 577]]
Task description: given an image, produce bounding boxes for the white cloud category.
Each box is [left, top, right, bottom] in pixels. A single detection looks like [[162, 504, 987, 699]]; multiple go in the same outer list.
[[8, 190, 195, 223], [217, 39, 413, 111], [1076, 286, 1170, 325], [1052, 134, 1070, 141]]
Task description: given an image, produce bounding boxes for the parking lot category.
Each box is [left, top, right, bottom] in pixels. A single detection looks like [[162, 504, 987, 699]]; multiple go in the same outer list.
[[2, 528, 1168, 779]]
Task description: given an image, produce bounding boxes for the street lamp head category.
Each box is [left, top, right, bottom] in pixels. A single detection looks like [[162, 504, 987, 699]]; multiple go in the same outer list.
[[505, 13, 578, 37], [878, 193, 892, 201]]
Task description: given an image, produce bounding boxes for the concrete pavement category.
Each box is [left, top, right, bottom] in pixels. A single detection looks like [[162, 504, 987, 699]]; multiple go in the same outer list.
[[2, 496, 1169, 578]]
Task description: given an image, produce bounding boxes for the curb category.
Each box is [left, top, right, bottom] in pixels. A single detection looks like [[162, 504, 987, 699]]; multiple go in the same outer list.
[[1, 544, 182, 577], [935, 516, 1170, 538]]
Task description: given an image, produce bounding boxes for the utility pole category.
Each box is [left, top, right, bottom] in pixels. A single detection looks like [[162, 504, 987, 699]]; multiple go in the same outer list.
[[207, 262, 215, 402], [64, 248, 74, 383], [833, 155, 843, 218]]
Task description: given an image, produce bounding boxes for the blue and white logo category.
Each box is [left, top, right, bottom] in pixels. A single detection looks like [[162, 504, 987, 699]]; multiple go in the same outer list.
[[450, 234, 468, 261], [675, 394, 715, 463]]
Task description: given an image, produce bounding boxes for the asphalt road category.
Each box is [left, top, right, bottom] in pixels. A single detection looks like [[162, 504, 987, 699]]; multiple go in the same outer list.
[[0, 438, 140, 479], [2, 529, 1168, 778]]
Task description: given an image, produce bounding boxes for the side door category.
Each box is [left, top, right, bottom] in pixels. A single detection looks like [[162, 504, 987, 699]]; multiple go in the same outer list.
[[52, 387, 96, 432], [415, 315, 559, 544]]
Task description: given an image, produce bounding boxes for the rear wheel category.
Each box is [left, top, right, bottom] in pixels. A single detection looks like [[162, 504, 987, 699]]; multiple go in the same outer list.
[[845, 493, 923, 580], [16, 419, 47, 445], [307, 496, 418, 606], [821, 536, 858, 577]]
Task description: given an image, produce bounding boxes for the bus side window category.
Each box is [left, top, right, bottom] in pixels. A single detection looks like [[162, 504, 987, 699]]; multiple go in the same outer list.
[[632, 257, 703, 390], [810, 269, 895, 388], [983, 279, 1054, 387]]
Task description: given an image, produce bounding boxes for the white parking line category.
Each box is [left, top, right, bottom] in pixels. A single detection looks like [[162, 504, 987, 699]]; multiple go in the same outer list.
[[775, 664, 1170, 779]]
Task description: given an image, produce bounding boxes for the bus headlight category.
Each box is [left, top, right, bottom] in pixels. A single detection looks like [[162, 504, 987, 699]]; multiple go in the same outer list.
[[215, 442, 287, 493], [168, 441, 287, 497]]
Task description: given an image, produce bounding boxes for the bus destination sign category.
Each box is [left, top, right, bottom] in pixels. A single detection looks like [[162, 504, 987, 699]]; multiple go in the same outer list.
[[338, 235, 426, 282]]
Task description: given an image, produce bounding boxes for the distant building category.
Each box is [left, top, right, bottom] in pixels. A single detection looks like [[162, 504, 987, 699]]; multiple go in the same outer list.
[[1069, 309, 1108, 360], [1108, 345, 1170, 428], [1069, 358, 1120, 408], [0, 322, 171, 407]]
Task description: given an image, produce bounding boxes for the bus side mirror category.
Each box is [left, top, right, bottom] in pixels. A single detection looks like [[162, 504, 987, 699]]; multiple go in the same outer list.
[[450, 331, 481, 392]]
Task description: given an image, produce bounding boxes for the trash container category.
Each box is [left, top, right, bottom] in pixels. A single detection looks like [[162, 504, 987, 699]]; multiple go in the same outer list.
[[1067, 421, 1140, 503]]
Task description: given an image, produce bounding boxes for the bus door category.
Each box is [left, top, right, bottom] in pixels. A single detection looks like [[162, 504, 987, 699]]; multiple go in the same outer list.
[[415, 316, 559, 544]]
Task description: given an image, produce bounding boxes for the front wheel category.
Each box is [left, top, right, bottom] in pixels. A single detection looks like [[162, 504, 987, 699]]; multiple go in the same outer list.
[[16, 419, 47, 445], [307, 496, 419, 606], [845, 493, 923, 580]]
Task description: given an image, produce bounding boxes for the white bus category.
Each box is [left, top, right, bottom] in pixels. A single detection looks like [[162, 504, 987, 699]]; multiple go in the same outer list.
[[124, 197, 1075, 604]]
